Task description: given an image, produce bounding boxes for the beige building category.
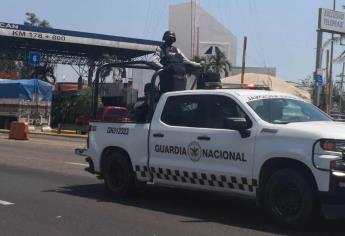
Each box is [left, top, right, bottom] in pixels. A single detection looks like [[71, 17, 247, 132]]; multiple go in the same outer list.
[[169, 2, 237, 65]]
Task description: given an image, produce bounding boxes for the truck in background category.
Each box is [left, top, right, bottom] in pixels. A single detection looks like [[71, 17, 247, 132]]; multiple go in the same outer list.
[[0, 79, 52, 130]]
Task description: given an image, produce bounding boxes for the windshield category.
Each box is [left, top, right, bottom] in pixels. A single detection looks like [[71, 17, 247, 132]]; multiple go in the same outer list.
[[247, 98, 331, 124]]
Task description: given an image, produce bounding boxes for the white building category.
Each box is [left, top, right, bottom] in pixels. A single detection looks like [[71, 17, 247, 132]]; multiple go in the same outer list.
[[169, 2, 237, 65]]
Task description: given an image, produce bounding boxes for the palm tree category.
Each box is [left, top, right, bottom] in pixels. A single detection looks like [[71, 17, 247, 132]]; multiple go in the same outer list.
[[208, 47, 232, 77], [193, 48, 232, 77], [39, 20, 51, 28], [99, 54, 121, 84], [24, 13, 40, 26]]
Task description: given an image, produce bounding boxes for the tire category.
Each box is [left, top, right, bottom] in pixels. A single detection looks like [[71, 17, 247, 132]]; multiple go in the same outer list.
[[103, 152, 135, 197], [263, 168, 316, 227]]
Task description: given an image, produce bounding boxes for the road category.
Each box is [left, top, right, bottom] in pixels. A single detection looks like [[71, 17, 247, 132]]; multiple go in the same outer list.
[[0, 133, 344, 236]]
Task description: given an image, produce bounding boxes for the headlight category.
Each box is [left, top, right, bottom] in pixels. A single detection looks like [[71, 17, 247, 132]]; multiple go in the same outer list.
[[320, 140, 345, 172], [320, 140, 345, 152], [331, 159, 345, 172], [313, 139, 345, 171]]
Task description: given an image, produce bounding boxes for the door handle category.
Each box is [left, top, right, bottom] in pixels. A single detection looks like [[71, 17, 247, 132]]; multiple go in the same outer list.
[[197, 136, 210, 141], [153, 133, 164, 138]]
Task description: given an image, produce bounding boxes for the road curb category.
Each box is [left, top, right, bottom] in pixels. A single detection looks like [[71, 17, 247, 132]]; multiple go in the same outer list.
[[0, 129, 87, 139]]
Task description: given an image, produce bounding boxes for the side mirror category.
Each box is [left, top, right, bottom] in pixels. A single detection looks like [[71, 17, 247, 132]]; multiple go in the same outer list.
[[224, 117, 251, 138]]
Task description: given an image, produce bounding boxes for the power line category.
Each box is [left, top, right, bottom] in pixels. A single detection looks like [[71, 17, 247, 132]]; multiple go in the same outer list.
[[142, 0, 153, 37], [247, 0, 267, 67]]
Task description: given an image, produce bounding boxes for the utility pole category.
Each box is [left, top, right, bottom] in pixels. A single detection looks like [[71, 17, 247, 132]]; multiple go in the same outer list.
[[326, 50, 330, 113], [241, 36, 247, 84], [328, 0, 336, 112], [336, 62, 345, 112], [314, 9, 323, 106], [190, 0, 196, 58], [340, 62, 344, 112]]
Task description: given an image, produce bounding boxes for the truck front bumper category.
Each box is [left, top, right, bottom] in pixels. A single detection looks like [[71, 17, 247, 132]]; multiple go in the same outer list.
[[321, 171, 345, 219]]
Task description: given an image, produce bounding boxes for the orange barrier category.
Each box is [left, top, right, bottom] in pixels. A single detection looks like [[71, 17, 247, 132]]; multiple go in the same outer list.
[[9, 122, 29, 140]]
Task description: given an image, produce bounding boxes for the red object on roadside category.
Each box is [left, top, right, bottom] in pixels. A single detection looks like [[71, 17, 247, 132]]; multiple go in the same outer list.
[[9, 122, 29, 140]]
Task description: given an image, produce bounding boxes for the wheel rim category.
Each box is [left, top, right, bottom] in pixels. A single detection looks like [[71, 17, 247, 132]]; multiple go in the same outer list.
[[108, 161, 125, 189], [270, 180, 303, 219]]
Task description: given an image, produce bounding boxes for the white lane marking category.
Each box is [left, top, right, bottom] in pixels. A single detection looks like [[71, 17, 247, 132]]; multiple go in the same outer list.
[[65, 162, 88, 167], [0, 200, 14, 206]]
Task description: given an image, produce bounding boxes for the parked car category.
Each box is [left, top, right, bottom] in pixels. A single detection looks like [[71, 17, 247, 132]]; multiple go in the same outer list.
[[75, 106, 131, 133]]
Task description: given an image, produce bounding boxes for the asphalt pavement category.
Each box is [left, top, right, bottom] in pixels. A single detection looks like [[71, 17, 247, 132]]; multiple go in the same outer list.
[[0, 133, 344, 236]]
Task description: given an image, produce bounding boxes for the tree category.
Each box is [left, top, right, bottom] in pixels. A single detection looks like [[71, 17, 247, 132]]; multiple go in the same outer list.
[[193, 48, 232, 77], [51, 88, 92, 126], [24, 13, 51, 27], [87, 58, 96, 87], [39, 20, 51, 28], [24, 13, 40, 26], [208, 47, 232, 77], [0, 13, 53, 80], [0, 58, 20, 76], [85, 54, 123, 87], [20, 13, 55, 82]]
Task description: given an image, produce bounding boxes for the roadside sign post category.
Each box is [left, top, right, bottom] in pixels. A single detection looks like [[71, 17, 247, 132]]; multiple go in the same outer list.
[[314, 69, 323, 87], [28, 51, 41, 66], [314, 28, 323, 106], [314, 8, 345, 108]]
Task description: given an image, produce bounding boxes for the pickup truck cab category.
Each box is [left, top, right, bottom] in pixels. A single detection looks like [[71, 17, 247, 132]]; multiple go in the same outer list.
[[76, 87, 345, 226]]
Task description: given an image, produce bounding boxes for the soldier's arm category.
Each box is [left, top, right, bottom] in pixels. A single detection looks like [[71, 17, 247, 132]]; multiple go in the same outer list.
[[178, 48, 201, 68], [151, 47, 164, 68]]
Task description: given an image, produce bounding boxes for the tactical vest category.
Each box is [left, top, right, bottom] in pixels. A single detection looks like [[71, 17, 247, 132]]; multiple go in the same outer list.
[[160, 46, 184, 66]]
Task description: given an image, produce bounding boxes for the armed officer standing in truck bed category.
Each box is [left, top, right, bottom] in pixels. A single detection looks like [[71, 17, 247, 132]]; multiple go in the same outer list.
[[152, 30, 201, 94]]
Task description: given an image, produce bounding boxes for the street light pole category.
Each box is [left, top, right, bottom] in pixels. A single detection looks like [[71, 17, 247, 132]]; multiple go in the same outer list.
[[241, 36, 247, 84], [328, 0, 336, 112], [326, 50, 330, 114], [314, 29, 323, 106], [337, 62, 345, 112]]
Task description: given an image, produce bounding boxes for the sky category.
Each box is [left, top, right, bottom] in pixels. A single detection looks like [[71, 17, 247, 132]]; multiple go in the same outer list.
[[0, 0, 343, 83]]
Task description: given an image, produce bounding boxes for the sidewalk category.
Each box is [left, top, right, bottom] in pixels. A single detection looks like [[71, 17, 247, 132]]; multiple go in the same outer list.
[[0, 129, 87, 139]]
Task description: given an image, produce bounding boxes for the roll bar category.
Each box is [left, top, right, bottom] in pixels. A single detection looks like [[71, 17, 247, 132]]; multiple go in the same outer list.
[[92, 61, 162, 119]]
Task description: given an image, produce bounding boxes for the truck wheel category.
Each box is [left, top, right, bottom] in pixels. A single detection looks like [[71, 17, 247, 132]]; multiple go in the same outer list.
[[263, 168, 315, 227], [104, 152, 134, 197]]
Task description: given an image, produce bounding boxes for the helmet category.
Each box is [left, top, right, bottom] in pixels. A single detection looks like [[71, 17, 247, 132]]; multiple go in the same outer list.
[[162, 30, 176, 43]]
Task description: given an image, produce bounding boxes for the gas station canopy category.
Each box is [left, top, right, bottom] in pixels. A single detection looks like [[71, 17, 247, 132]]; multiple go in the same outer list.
[[0, 21, 162, 64]]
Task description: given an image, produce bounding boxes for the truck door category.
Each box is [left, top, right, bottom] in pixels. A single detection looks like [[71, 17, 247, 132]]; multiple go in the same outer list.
[[148, 94, 257, 196]]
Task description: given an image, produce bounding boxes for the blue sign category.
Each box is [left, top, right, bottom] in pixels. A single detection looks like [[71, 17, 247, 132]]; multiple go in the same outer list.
[[314, 74, 323, 86], [28, 52, 41, 65]]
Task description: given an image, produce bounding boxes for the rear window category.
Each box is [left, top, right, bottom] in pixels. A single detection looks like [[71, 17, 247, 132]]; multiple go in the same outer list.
[[161, 95, 204, 127]]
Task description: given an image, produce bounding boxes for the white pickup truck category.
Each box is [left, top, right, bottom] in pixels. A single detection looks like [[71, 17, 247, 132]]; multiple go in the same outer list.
[[76, 88, 345, 226]]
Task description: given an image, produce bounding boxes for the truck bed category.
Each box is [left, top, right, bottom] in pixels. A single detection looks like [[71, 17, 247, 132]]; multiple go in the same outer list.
[[88, 121, 150, 173]]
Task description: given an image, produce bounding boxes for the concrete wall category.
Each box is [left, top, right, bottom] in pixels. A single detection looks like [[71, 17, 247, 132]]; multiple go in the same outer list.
[[231, 66, 277, 77], [169, 2, 237, 65], [132, 69, 155, 97]]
